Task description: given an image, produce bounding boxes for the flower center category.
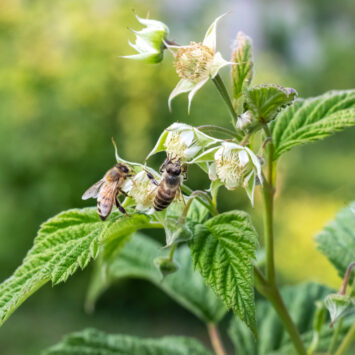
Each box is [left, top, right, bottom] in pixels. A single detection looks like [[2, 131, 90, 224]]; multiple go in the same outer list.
[[215, 150, 252, 189], [129, 172, 156, 209], [164, 132, 188, 159], [174, 42, 214, 82]]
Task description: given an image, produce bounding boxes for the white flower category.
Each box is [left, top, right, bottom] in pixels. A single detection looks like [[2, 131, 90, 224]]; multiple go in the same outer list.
[[146, 123, 221, 162], [123, 171, 157, 212], [168, 13, 232, 113], [192, 142, 262, 205], [122, 15, 169, 63]]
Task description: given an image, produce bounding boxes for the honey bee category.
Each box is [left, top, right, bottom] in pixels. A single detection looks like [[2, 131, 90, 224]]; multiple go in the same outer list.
[[82, 163, 132, 220], [146, 156, 187, 211]]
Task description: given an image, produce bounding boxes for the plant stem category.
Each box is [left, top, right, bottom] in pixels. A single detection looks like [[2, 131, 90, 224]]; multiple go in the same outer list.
[[262, 125, 276, 285], [212, 74, 237, 127], [335, 323, 355, 355], [207, 323, 227, 355], [329, 318, 344, 354], [257, 125, 307, 355], [339, 262, 355, 295]]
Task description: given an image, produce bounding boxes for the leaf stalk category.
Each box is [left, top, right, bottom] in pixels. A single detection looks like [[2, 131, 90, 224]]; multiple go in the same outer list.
[[207, 323, 227, 355]]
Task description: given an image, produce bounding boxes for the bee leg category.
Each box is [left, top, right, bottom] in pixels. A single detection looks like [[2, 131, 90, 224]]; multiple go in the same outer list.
[[159, 157, 169, 173], [181, 163, 188, 180], [117, 188, 128, 197], [145, 170, 159, 186], [177, 187, 187, 207], [115, 196, 129, 216]]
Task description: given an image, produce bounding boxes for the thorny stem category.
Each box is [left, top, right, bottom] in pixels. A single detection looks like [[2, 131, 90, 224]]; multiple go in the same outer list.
[[207, 323, 227, 355], [335, 323, 355, 355], [197, 124, 237, 138], [257, 125, 307, 355], [262, 125, 276, 285], [212, 74, 237, 127], [339, 262, 355, 295]]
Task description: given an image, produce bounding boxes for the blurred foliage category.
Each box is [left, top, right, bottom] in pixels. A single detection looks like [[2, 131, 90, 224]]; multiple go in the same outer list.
[[0, 0, 354, 353]]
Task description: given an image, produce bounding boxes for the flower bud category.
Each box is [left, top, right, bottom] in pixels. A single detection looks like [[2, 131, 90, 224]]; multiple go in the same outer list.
[[154, 256, 178, 278], [123, 15, 169, 63], [236, 110, 255, 131]]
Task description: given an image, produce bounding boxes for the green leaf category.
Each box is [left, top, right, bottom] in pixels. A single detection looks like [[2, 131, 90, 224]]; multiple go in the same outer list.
[[189, 211, 257, 334], [271, 89, 355, 160], [0, 208, 153, 326], [245, 84, 297, 123], [86, 233, 227, 324], [231, 31, 253, 101], [228, 283, 355, 355], [43, 328, 213, 355], [324, 293, 355, 326], [315, 201, 355, 278]]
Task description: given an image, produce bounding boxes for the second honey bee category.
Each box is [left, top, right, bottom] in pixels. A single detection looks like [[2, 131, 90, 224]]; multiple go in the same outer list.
[[82, 163, 132, 220], [147, 156, 187, 211]]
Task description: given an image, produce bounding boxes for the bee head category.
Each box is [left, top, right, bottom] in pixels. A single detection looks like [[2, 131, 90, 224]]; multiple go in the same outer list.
[[166, 161, 181, 176], [115, 163, 131, 176]]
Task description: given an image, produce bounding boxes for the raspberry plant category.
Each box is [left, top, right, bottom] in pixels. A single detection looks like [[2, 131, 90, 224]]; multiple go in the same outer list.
[[0, 13, 355, 355]]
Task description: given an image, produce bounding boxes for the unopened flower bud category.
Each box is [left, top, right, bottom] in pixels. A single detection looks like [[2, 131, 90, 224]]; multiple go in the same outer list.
[[154, 256, 178, 278], [236, 111, 254, 131], [122, 15, 169, 63]]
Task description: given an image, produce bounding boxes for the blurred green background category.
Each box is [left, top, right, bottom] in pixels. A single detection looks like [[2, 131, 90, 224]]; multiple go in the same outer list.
[[0, 0, 354, 353]]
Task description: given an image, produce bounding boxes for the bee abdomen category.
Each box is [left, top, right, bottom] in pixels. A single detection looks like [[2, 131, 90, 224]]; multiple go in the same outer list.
[[154, 189, 176, 211], [98, 196, 113, 220]]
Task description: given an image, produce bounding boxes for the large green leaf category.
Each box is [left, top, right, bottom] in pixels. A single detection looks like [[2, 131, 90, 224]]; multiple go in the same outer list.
[[43, 328, 213, 355], [189, 211, 257, 334], [245, 84, 297, 123], [271, 90, 355, 159], [0, 208, 153, 326], [86, 233, 226, 324], [316, 201, 355, 278], [229, 283, 354, 355]]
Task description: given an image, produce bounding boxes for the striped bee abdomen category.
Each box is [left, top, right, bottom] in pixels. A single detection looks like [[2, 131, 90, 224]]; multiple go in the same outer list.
[[153, 187, 177, 211]]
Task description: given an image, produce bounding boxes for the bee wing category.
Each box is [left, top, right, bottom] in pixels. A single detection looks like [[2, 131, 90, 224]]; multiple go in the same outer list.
[[97, 181, 119, 220], [82, 179, 105, 200]]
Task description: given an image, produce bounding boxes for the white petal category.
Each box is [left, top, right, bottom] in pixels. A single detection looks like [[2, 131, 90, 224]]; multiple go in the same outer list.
[[238, 150, 250, 167], [202, 13, 229, 51], [221, 141, 244, 153], [208, 162, 218, 181], [187, 78, 209, 114], [184, 145, 202, 160], [179, 130, 194, 146], [168, 79, 194, 111], [209, 52, 233, 78], [122, 179, 133, 193]]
